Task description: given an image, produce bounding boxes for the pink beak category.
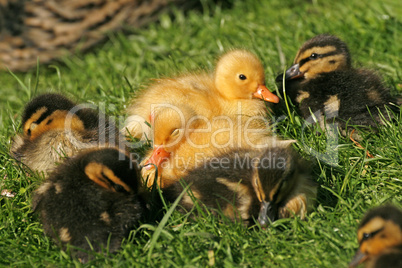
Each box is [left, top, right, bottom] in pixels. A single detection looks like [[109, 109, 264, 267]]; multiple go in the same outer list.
[[144, 145, 171, 170]]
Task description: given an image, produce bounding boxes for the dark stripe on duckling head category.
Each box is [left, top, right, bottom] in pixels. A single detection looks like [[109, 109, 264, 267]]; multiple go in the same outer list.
[[358, 216, 402, 253], [359, 205, 402, 231], [252, 170, 265, 203], [80, 148, 140, 192], [85, 162, 133, 193], [295, 34, 351, 66], [296, 51, 349, 79], [25, 110, 86, 140], [22, 93, 76, 126], [253, 148, 297, 224], [298, 49, 340, 68], [23, 107, 47, 136], [360, 227, 384, 245], [277, 35, 350, 82], [252, 169, 278, 224], [256, 150, 296, 205], [270, 161, 296, 207], [22, 93, 86, 138], [349, 206, 402, 267]]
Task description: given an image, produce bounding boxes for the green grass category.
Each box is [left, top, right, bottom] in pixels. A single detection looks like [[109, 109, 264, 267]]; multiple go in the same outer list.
[[0, 0, 401, 266]]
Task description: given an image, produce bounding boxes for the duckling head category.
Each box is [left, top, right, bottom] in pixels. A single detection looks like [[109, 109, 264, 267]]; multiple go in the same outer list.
[[277, 34, 351, 82], [21, 93, 87, 140], [251, 147, 299, 226], [349, 205, 402, 267], [82, 148, 140, 194], [144, 104, 200, 170], [214, 49, 279, 103]]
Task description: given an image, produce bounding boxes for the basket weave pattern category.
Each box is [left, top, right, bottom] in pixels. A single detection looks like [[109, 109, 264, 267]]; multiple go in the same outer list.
[[0, 0, 179, 71]]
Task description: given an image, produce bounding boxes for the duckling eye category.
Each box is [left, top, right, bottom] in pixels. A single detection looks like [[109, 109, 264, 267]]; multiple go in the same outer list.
[[362, 233, 371, 241], [239, 74, 247, 80], [171, 129, 180, 137], [309, 53, 319, 60], [28, 123, 38, 135]]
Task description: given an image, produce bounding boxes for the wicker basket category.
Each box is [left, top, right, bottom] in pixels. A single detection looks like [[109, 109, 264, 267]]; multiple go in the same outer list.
[[0, 0, 184, 71]]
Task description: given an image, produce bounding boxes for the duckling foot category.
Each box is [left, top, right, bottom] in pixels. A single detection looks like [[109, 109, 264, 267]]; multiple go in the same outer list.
[[279, 194, 308, 219], [141, 165, 158, 188]]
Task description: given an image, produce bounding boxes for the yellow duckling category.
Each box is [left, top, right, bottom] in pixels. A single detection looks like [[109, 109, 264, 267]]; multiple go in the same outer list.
[[11, 93, 123, 174], [141, 102, 282, 188], [124, 49, 279, 140], [349, 205, 402, 268], [32, 148, 148, 263]]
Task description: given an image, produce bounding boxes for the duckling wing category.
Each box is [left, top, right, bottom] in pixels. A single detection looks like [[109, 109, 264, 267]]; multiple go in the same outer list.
[[331, 70, 398, 127], [124, 75, 215, 139]]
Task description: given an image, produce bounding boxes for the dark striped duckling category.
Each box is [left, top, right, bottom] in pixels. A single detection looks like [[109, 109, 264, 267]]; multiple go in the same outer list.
[[32, 148, 148, 262], [276, 34, 399, 130], [162, 146, 316, 226], [349, 205, 402, 268], [11, 93, 123, 174]]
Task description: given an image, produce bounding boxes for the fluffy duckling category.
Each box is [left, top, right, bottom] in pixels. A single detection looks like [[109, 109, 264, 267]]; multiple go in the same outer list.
[[124, 49, 279, 140], [349, 205, 402, 268], [32, 148, 148, 263], [11, 93, 123, 174], [162, 146, 316, 226], [140, 104, 197, 187], [141, 102, 283, 189], [276, 34, 399, 130]]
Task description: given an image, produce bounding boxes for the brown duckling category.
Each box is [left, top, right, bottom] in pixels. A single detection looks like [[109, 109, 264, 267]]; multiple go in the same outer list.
[[276, 34, 399, 130], [162, 146, 316, 226], [11, 93, 123, 174], [349, 205, 402, 268], [124, 49, 279, 140], [32, 148, 148, 263]]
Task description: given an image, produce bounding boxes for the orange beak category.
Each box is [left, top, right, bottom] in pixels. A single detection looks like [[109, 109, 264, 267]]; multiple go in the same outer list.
[[253, 85, 280, 103], [144, 145, 170, 170]]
